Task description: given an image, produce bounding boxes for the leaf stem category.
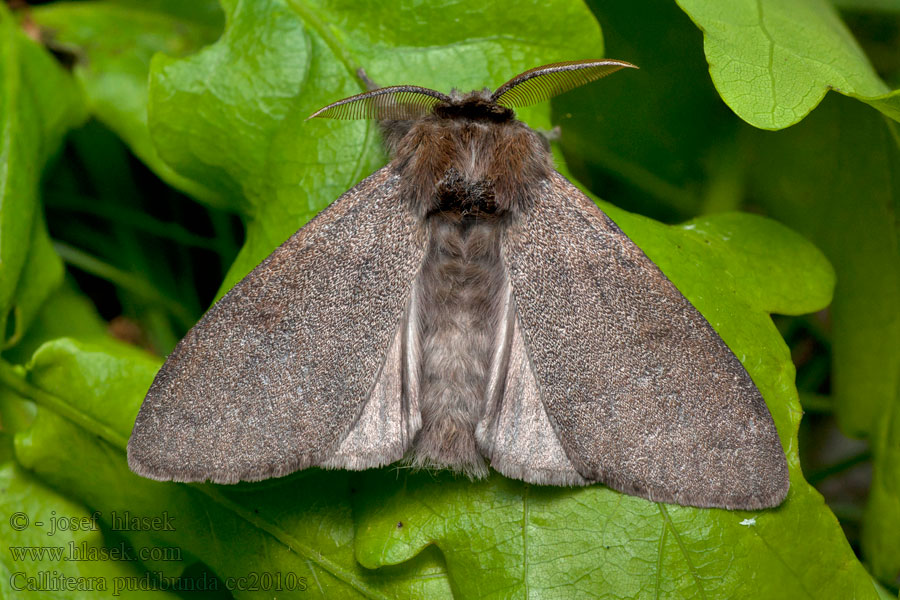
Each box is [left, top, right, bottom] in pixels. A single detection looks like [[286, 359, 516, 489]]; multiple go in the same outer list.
[[0, 359, 128, 450], [47, 191, 221, 249], [193, 485, 391, 600], [52, 240, 194, 328], [807, 449, 872, 486]]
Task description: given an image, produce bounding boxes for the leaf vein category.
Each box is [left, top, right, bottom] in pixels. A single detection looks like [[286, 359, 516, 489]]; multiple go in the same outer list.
[[658, 504, 707, 600]]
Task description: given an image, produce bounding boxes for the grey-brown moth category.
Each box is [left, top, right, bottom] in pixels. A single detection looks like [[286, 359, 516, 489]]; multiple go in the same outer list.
[[128, 59, 789, 510]]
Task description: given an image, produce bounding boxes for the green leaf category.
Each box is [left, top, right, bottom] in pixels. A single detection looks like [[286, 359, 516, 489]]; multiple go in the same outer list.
[[27, 1, 224, 204], [352, 200, 859, 598], [146, 0, 605, 295], [5, 213, 64, 351], [675, 0, 900, 129], [0, 457, 181, 599], [556, 0, 735, 220], [354, 470, 861, 599], [23, 340, 160, 444], [6, 339, 452, 599], [1, 278, 109, 366], [744, 91, 900, 585], [3, 201, 876, 597], [0, 3, 86, 347]]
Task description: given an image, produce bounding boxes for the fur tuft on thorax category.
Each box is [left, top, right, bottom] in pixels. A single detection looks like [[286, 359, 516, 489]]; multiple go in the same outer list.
[[380, 90, 553, 218]]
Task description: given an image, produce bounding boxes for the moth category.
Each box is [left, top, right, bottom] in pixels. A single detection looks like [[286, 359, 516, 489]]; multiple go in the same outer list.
[[128, 59, 789, 510]]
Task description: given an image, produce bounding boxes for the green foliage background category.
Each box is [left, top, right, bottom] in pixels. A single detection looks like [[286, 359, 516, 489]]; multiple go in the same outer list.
[[0, 0, 897, 598]]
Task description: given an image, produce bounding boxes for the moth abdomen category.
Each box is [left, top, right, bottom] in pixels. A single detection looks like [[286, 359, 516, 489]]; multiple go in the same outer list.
[[412, 203, 508, 478]]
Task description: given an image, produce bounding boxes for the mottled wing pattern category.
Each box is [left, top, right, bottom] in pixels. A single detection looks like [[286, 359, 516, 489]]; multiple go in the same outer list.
[[128, 166, 427, 483], [500, 171, 789, 509]]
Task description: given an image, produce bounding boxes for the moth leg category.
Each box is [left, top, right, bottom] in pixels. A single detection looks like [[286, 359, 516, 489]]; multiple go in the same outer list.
[[347, 69, 421, 146], [357, 68, 380, 91], [539, 125, 561, 142], [530, 125, 561, 153]]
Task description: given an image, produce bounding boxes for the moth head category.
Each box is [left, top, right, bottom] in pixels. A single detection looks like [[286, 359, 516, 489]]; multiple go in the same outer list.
[[307, 59, 637, 122]]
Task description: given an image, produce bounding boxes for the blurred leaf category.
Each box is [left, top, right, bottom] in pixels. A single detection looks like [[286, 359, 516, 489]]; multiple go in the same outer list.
[[745, 90, 900, 585], [871, 577, 897, 600], [1, 279, 108, 366], [147, 0, 605, 296], [6, 213, 64, 350], [831, 0, 900, 13], [556, 0, 737, 220], [28, 1, 224, 204], [48, 121, 216, 354], [745, 91, 899, 439], [867, 391, 900, 589], [0, 3, 86, 347], [676, 0, 900, 129], [106, 0, 225, 27]]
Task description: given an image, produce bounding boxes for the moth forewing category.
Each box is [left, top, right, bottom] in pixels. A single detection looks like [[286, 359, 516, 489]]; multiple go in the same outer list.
[[128, 59, 788, 510], [127, 167, 428, 482], [499, 173, 789, 509]]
